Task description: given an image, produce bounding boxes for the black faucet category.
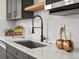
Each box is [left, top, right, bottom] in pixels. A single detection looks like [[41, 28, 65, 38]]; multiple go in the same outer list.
[[32, 15, 45, 42]]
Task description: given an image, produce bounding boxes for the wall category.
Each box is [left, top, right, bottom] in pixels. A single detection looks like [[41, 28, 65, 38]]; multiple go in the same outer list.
[[34, 10, 79, 48], [16, 19, 32, 39], [16, 0, 79, 48], [34, 0, 79, 48], [0, 0, 16, 35], [16, 11, 48, 41]]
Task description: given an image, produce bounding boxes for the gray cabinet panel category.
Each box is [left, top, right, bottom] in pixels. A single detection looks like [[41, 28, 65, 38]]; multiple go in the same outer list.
[[6, 44, 36, 59], [22, 52, 28, 59], [7, 0, 33, 20], [17, 50, 23, 59], [29, 55, 36, 59], [7, 44, 23, 59], [0, 46, 6, 59], [7, 44, 17, 56], [11, 0, 17, 18], [7, 53, 16, 59], [7, 0, 17, 19], [7, 0, 12, 18]]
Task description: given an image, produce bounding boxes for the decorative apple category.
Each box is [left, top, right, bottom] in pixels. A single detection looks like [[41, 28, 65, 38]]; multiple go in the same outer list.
[[63, 40, 74, 52], [56, 27, 65, 49], [56, 39, 64, 49], [63, 32, 74, 52], [56, 25, 74, 52]]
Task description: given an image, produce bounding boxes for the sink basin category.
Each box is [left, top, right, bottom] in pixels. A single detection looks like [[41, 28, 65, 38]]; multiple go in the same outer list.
[[15, 40, 46, 49]]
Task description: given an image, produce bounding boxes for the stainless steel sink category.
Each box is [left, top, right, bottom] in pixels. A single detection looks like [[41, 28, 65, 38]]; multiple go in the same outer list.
[[15, 40, 46, 49]]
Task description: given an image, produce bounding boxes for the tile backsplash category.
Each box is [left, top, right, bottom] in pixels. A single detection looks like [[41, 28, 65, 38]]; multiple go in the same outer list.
[[34, 10, 79, 48], [16, 10, 79, 48], [16, 19, 32, 39]]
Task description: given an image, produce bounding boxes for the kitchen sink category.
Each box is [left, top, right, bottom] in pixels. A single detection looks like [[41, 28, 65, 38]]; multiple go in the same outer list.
[[15, 40, 46, 49]]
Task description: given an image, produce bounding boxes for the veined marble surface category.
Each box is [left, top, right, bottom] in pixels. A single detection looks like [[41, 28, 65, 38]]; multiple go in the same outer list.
[[0, 36, 79, 59]]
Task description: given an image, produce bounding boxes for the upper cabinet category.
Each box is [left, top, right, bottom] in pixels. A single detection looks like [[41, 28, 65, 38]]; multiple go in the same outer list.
[[44, 0, 79, 15], [7, 0, 34, 20]]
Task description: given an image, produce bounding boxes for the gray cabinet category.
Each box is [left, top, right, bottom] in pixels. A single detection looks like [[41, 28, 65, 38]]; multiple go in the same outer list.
[[6, 44, 22, 59], [7, 0, 12, 18], [7, 44, 17, 56], [22, 53, 36, 59], [7, 0, 17, 19], [22, 52, 28, 59], [29, 55, 36, 59], [6, 44, 36, 59], [7, 53, 16, 59], [0, 46, 6, 59], [12, 0, 17, 18], [7, 0, 33, 20], [7, 0, 21, 20], [0, 41, 6, 59], [17, 50, 23, 59]]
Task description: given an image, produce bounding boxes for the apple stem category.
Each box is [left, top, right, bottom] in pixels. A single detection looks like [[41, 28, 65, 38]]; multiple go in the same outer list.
[[60, 27, 62, 40], [64, 25, 67, 40], [60, 32, 62, 39], [70, 32, 71, 40]]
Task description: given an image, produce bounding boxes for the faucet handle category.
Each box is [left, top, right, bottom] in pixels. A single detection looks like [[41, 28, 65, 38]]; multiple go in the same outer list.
[[43, 37, 46, 40], [32, 27, 34, 33]]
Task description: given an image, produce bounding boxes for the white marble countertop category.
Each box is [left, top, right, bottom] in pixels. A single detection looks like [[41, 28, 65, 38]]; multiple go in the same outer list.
[[0, 36, 79, 59]]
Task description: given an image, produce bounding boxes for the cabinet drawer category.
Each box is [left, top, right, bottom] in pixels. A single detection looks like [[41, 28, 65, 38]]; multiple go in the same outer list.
[[17, 50, 22, 59], [7, 53, 16, 59], [22, 52, 28, 59], [7, 44, 23, 59], [7, 44, 17, 56], [29, 55, 36, 59]]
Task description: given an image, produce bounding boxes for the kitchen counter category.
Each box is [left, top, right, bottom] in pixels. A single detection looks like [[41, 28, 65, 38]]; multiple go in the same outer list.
[[0, 36, 79, 59]]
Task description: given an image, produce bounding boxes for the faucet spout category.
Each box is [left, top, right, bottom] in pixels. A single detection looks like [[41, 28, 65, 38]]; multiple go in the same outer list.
[[32, 15, 45, 42]]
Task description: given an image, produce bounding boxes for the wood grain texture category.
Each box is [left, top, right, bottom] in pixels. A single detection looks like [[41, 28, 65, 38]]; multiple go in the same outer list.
[[24, 3, 44, 11]]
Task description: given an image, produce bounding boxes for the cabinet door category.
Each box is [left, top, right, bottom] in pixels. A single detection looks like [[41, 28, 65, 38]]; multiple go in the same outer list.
[[12, 0, 17, 18], [22, 52, 28, 59], [16, 0, 21, 18], [0, 46, 6, 59], [7, 0, 17, 19], [17, 50, 22, 59], [7, 53, 16, 59], [28, 55, 36, 59], [7, 0, 12, 18], [7, 0, 33, 20], [22, 0, 33, 19], [7, 44, 17, 56]]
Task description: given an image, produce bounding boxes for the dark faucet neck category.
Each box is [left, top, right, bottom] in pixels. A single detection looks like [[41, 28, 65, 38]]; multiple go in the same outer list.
[[32, 15, 45, 42]]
